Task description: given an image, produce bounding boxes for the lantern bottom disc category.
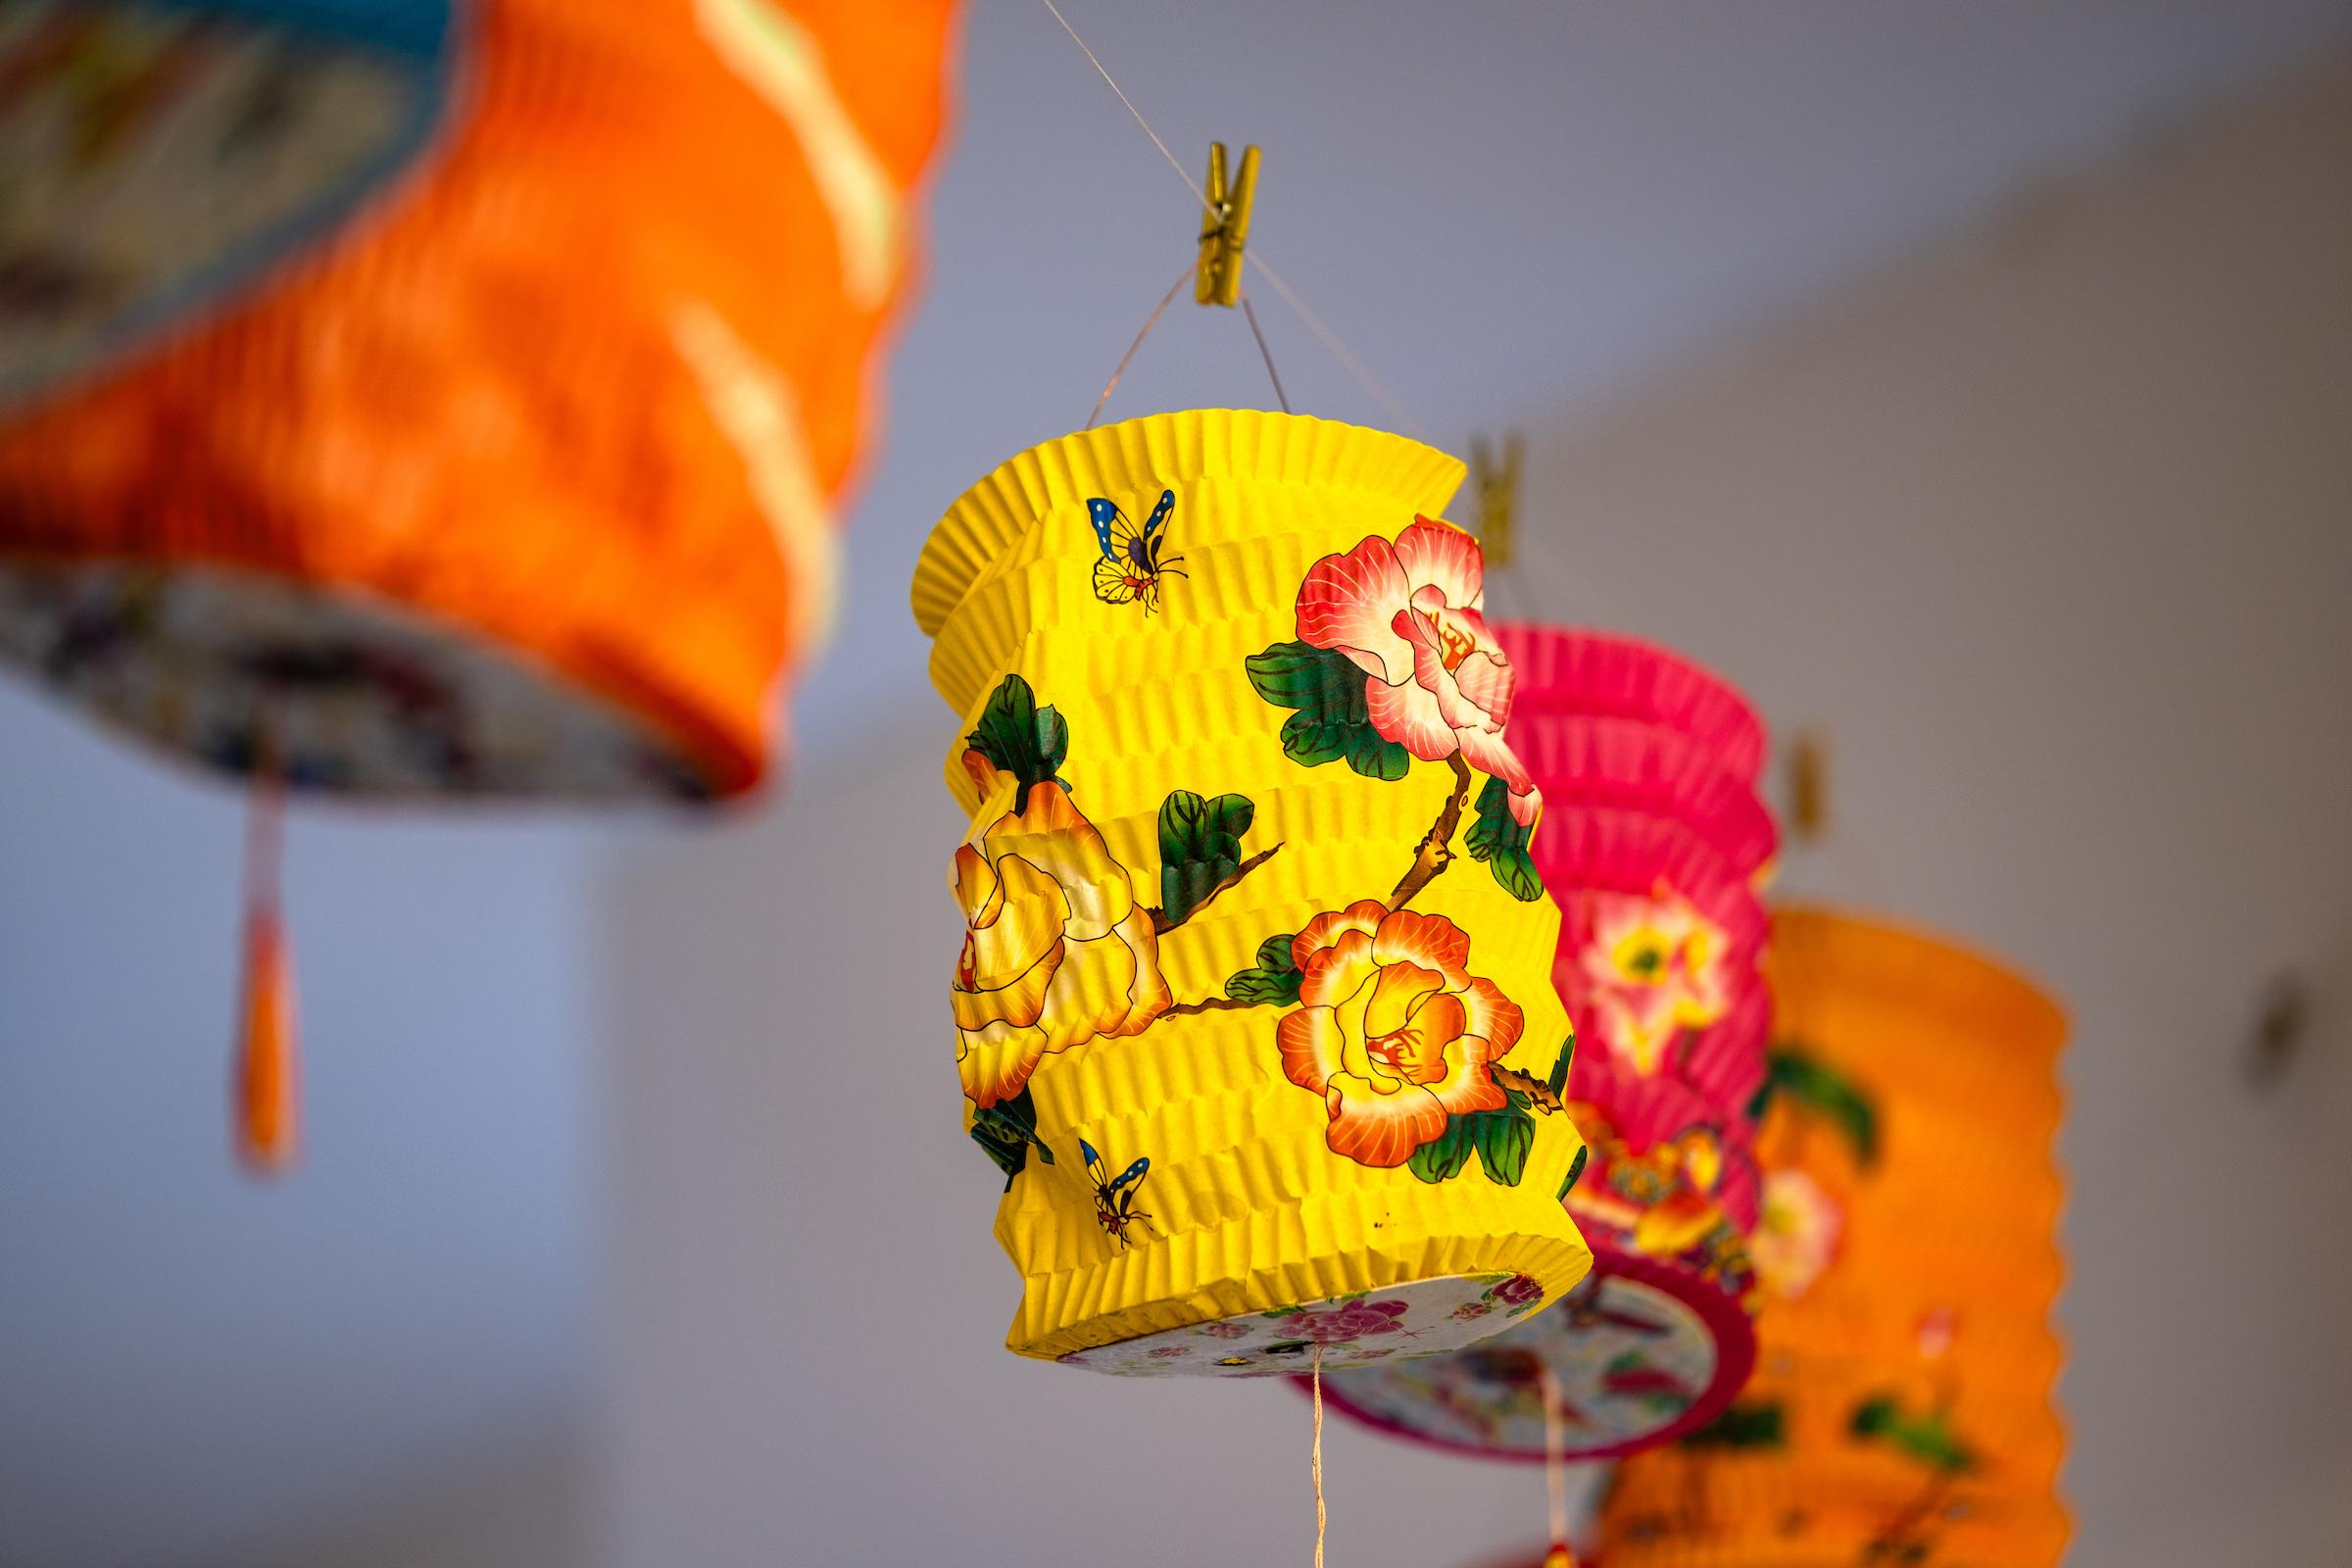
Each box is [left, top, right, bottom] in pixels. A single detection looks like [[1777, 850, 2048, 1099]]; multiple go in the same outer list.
[[0, 560, 714, 799], [1314, 1249, 1758, 1458], [1046, 1272, 1558, 1380]]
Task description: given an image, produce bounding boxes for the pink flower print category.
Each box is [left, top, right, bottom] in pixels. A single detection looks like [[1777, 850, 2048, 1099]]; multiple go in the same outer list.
[[1489, 1274, 1544, 1309], [1753, 1168, 1841, 1302], [1196, 1321, 1251, 1340], [1282, 1298, 1412, 1344], [1149, 1345, 1193, 1358], [1579, 888, 1732, 1075], [1296, 519, 1540, 825], [1603, 1358, 1693, 1400]]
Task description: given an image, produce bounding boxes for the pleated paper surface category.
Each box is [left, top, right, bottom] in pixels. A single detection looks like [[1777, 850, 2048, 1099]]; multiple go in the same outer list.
[[918, 410, 1593, 1371], [1597, 906, 2069, 1567]]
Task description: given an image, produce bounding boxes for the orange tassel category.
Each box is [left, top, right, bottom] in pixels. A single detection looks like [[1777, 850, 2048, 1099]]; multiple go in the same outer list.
[[234, 778, 298, 1174], [1542, 1546, 1579, 1568]]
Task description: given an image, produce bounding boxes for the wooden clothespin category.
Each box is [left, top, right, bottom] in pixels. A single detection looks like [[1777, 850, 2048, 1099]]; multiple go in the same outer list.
[[1471, 431, 1523, 571], [1195, 141, 1260, 307], [1788, 729, 1829, 844], [2246, 971, 2312, 1086]]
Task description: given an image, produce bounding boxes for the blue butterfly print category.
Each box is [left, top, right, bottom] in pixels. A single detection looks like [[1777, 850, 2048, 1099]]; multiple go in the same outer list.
[[1080, 1137, 1154, 1249], [1086, 489, 1187, 613]]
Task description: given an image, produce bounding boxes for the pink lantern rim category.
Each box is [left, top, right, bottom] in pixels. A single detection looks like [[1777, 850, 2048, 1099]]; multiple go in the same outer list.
[[1497, 622, 1767, 783], [1303, 1244, 1760, 1463]]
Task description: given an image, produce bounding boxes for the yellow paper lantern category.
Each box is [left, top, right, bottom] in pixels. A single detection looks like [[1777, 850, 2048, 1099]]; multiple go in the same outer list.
[[1597, 906, 2068, 1566], [912, 409, 1593, 1374]]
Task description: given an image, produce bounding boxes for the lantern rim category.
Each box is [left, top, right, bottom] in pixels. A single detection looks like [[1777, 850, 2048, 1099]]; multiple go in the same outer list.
[[1311, 1242, 1760, 1462], [0, 552, 750, 802], [1494, 620, 1769, 784], [1770, 902, 2069, 1049], [910, 407, 1467, 644]]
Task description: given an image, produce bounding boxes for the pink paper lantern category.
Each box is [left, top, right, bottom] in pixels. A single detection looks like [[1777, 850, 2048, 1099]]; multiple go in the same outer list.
[[1495, 625, 1776, 1132], [1316, 624, 1780, 1461]]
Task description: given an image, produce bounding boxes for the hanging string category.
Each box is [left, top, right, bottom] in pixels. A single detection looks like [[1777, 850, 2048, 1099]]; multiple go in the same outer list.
[[1087, 263, 1195, 428], [1037, 0, 1943, 943], [1035, 0, 1424, 438], [235, 719, 299, 1175], [1240, 292, 1293, 414], [1539, 1367, 1577, 1568], [1310, 1343, 1328, 1568], [1494, 517, 1622, 628], [1489, 553, 1541, 626], [1774, 729, 1899, 911], [1245, 260, 1419, 437]]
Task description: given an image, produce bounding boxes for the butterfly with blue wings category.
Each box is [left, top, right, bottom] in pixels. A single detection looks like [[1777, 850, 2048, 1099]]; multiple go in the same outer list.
[[1086, 489, 1187, 613], [1080, 1137, 1153, 1249]]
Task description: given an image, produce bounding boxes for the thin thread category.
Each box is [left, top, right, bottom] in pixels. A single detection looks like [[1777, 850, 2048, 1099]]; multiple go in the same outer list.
[[1035, 0, 1424, 436], [1240, 291, 1293, 414], [1088, 264, 1194, 428], [1248, 258, 1423, 438], [1501, 518, 1621, 626], [1780, 810, 1898, 911], [243, 692, 287, 914], [1311, 1344, 1327, 1568], [1541, 1367, 1571, 1555], [1037, 0, 1204, 205], [1488, 554, 1541, 627], [243, 777, 284, 915]]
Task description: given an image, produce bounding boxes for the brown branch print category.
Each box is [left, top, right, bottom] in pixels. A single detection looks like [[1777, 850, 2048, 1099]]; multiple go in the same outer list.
[[1492, 1065, 1565, 1114], [1387, 753, 1475, 910], [1146, 844, 1285, 935], [1160, 994, 1273, 1020]]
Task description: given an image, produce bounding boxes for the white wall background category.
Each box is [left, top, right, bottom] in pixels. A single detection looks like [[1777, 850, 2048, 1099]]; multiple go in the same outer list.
[[5, 3, 2352, 1564], [0, 694, 601, 1565], [1503, 54, 2352, 1562]]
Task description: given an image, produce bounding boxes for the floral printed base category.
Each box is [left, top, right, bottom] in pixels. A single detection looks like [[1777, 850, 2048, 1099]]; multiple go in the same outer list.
[[1050, 1273, 1549, 1380], [0, 561, 709, 799], [1316, 1252, 1750, 1459]]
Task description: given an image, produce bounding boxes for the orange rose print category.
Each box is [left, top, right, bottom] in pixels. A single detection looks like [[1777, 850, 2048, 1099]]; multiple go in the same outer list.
[[950, 751, 1172, 1108], [1277, 900, 1525, 1166], [1566, 1106, 1738, 1259]]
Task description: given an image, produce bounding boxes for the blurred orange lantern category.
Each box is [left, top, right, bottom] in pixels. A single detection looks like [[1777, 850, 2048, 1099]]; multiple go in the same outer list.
[[0, 0, 959, 1165], [1596, 906, 2069, 1567]]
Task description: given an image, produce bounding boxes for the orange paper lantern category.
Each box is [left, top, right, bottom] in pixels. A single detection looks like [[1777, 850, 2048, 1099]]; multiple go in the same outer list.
[[1596, 907, 2068, 1567], [0, 0, 957, 798], [0, 0, 956, 1168]]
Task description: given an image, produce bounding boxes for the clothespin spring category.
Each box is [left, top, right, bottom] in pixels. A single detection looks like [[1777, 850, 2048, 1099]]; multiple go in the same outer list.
[[1196, 141, 1260, 308]]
